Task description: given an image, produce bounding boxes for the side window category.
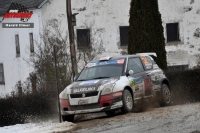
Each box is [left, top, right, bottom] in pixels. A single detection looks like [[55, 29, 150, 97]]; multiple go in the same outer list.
[[140, 55, 153, 70], [128, 58, 144, 74], [145, 56, 153, 70]]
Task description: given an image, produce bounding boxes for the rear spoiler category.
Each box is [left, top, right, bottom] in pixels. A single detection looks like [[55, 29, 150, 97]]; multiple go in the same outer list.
[[136, 52, 157, 57]]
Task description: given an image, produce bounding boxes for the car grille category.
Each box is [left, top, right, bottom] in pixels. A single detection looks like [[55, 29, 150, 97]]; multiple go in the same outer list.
[[70, 91, 99, 98], [70, 103, 100, 111]]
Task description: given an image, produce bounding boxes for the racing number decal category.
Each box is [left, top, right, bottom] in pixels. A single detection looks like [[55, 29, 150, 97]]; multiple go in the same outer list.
[[140, 55, 148, 65], [144, 77, 152, 96]]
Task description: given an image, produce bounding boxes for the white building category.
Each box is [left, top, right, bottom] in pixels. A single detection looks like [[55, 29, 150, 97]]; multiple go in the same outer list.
[[0, 0, 47, 97], [1, 0, 200, 96], [159, 0, 200, 69], [42, 0, 200, 68]]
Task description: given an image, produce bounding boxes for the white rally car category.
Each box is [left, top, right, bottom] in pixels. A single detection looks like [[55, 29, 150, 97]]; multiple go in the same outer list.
[[59, 53, 171, 122]]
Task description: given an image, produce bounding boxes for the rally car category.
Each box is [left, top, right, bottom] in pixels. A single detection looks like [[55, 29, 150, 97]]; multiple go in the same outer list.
[[59, 53, 171, 122]]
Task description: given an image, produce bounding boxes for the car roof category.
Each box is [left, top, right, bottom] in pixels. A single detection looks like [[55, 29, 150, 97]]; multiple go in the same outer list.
[[89, 52, 157, 63], [88, 54, 141, 63]]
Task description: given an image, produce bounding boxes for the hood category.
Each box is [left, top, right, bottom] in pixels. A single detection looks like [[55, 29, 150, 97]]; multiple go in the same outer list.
[[69, 77, 120, 94]]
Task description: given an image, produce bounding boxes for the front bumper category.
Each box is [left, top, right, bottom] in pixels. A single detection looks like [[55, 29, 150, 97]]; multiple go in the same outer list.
[[61, 101, 123, 115]]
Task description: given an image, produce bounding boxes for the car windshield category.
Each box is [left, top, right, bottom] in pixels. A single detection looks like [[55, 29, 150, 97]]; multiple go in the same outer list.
[[76, 61, 124, 81]]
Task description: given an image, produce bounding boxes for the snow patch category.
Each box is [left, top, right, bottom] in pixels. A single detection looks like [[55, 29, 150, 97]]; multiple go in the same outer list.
[[0, 121, 75, 133]]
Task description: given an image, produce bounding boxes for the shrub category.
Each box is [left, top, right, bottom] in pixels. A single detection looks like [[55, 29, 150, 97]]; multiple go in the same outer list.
[[128, 0, 167, 70], [0, 90, 57, 127]]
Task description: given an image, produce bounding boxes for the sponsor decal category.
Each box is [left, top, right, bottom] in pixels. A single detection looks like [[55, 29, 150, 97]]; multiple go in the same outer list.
[[135, 84, 139, 91], [129, 76, 142, 86], [130, 79, 134, 86], [134, 76, 143, 84], [79, 80, 99, 85], [73, 87, 96, 93], [144, 78, 152, 96], [85, 63, 97, 68], [140, 55, 149, 65], [117, 59, 125, 64], [85, 59, 124, 68]]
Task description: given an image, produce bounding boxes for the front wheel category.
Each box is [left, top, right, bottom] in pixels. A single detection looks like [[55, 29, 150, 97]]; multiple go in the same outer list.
[[159, 84, 171, 107], [121, 89, 133, 113], [62, 115, 75, 122]]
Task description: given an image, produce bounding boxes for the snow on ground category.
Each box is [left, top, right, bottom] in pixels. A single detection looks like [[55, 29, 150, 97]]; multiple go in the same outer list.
[[1, 103, 200, 133], [72, 102, 200, 133], [0, 121, 75, 133]]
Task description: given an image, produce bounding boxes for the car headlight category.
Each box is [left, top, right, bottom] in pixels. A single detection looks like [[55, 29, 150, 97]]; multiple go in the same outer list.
[[59, 90, 69, 99], [101, 83, 116, 95]]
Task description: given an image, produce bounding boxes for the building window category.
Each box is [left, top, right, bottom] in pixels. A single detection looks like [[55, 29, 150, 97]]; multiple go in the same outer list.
[[77, 29, 90, 49], [15, 34, 20, 57], [29, 33, 34, 53], [120, 26, 129, 46], [166, 23, 179, 42], [0, 64, 5, 84]]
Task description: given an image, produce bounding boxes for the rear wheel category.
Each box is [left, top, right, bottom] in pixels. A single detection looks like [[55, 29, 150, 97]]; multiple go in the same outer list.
[[121, 89, 133, 113], [159, 84, 171, 106], [62, 115, 75, 122]]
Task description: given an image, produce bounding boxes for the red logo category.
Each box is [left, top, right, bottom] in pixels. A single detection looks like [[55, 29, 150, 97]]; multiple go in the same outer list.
[[3, 3, 33, 22]]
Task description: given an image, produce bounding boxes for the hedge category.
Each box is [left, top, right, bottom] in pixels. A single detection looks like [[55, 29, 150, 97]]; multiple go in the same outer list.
[[0, 90, 57, 127], [165, 68, 200, 104]]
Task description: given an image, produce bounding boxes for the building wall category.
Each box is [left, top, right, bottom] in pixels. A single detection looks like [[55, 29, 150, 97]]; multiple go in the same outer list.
[[159, 0, 200, 67], [0, 9, 42, 97], [41, 0, 131, 58], [1, 0, 200, 96], [42, 0, 200, 68]]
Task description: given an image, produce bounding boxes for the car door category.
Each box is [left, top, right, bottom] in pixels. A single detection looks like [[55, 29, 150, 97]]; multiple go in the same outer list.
[[140, 55, 153, 97], [127, 57, 147, 99]]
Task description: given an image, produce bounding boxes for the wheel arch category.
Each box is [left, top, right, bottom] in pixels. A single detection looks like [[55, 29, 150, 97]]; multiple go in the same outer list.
[[162, 79, 171, 91], [123, 86, 134, 98]]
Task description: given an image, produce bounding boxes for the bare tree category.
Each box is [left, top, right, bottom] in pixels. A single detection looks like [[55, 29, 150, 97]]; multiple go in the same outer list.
[[24, 19, 71, 92], [24, 19, 105, 92]]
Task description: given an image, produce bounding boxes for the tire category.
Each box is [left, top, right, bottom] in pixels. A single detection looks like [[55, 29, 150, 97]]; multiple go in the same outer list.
[[121, 89, 133, 113], [105, 110, 115, 117], [62, 115, 75, 122], [159, 84, 171, 107]]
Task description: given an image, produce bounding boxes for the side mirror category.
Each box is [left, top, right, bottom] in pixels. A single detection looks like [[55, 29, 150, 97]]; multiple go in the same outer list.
[[129, 70, 134, 75], [126, 70, 134, 77]]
